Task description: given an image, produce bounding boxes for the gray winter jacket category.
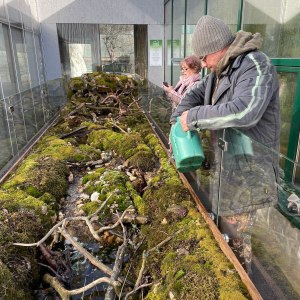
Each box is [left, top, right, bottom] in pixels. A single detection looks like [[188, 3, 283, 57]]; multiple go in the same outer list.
[[170, 31, 280, 151]]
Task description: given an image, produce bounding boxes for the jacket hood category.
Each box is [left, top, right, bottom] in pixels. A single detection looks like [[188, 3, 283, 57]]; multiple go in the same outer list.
[[216, 30, 263, 76]]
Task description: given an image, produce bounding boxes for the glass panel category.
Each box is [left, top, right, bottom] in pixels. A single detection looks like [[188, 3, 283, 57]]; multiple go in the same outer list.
[[21, 89, 37, 140], [6, 94, 27, 150], [243, 0, 300, 58], [10, 26, 31, 91], [57, 23, 102, 78], [171, 0, 185, 85], [19, 0, 33, 30], [164, 0, 172, 84], [217, 128, 300, 299], [0, 99, 14, 168], [295, 143, 300, 186], [207, 0, 240, 33], [34, 34, 45, 84], [186, 0, 205, 56], [137, 78, 300, 299], [31, 85, 45, 128], [99, 24, 134, 74], [278, 71, 296, 157], [29, 0, 39, 33], [47, 78, 66, 113], [69, 43, 91, 77], [25, 31, 39, 87], [0, 0, 7, 20], [0, 23, 17, 97], [6, 0, 22, 27]]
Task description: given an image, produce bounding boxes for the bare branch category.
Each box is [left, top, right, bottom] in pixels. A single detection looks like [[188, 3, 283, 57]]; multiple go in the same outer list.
[[59, 228, 119, 281], [44, 273, 120, 300]]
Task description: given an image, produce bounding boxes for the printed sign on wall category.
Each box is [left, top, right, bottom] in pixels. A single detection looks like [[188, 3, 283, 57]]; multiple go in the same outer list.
[[149, 40, 162, 66]]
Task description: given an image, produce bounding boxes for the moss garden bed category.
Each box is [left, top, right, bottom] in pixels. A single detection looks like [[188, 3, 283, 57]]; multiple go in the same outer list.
[[0, 72, 250, 300]]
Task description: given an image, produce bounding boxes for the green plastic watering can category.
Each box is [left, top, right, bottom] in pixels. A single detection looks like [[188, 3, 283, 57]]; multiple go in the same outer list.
[[170, 117, 205, 173]]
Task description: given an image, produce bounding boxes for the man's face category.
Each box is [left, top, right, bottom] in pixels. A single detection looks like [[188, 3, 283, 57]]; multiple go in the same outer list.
[[200, 49, 226, 73]]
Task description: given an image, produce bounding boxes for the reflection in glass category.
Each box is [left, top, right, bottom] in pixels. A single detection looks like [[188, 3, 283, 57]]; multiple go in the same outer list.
[[207, 0, 240, 32], [0, 99, 14, 168], [0, 23, 17, 97], [243, 0, 300, 57], [100, 24, 134, 73], [6, 0, 22, 27], [186, 0, 205, 56], [7, 94, 27, 150], [11, 27, 31, 91], [278, 72, 295, 156], [164, 1, 172, 84], [34, 35, 45, 84], [171, 0, 185, 86], [21, 90, 37, 141], [137, 78, 300, 298], [25, 31, 39, 87]]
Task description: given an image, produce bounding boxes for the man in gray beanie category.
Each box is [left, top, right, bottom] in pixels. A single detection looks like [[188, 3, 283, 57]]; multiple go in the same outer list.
[[170, 15, 280, 274]]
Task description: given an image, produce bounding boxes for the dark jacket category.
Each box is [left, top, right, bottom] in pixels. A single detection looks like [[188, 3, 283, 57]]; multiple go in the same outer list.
[[170, 31, 280, 151]]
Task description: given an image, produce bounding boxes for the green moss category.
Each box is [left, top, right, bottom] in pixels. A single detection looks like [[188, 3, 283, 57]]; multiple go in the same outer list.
[[3, 156, 69, 200], [87, 129, 122, 150], [126, 181, 145, 214], [81, 202, 99, 215], [82, 168, 106, 184], [127, 150, 157, 171], [25, 185, 43, 197], [0, 262, 29, 300]]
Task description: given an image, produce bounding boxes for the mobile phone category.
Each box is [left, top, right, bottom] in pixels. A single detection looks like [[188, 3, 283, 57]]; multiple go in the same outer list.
[[163, 81, 169, 87]]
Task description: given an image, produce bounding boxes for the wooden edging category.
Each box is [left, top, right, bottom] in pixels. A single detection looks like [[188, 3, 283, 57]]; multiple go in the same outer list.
[[145, 116, 263, 300]]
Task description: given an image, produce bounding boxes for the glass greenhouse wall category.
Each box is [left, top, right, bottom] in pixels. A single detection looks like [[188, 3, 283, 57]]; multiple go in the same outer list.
[[0, 0, 66, 177], [164, 0, 300, 187], [138, 80, 300, 299]]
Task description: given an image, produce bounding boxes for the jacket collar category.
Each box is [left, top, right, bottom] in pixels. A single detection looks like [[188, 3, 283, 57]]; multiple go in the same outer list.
[[216, 30, 262, 77]]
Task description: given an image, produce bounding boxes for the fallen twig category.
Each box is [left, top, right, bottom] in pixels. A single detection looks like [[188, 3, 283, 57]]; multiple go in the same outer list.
[[43, 273, 120, 300]]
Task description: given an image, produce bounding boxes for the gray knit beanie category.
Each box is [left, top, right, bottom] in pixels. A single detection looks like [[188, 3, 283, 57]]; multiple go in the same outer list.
[[192, 15, 235, 57]]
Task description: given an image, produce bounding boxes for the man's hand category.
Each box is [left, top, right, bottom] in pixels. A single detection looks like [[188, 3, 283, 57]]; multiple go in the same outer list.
[[180, 111, 189, 132]]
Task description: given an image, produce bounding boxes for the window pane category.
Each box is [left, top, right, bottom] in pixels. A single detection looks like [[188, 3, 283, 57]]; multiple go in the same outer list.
[[0, 23, 17, 97], [19, 0, 33, 30], [164, 0, 172, 84], [25, 31, 39, 87], [6, 0, 22, 27], [0, 99, 14, 168], [207, 0, 240, 32], [0, 0, 7, 20], [11, 27, 31, 91], [34, 35, 45, 84], [171, 0, 185, 85], [278, 71, 296, 157], [21, 90, 37, 140], [7, 94, 27, 150], [295, 147, 300, 187], [186, 0, 205, 56], [243, 0, 300, 57], [100, 24, 134, 73]]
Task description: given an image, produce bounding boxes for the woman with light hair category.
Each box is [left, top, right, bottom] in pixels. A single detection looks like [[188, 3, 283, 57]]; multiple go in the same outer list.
[[163, 55, 202, 109]]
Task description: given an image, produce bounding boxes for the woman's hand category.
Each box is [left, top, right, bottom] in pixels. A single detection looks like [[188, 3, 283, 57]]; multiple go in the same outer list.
[[163, 84, 174, 93]]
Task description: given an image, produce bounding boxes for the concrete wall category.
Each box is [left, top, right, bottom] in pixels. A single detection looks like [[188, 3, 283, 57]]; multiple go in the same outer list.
[[36, 0, 164, 85]]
